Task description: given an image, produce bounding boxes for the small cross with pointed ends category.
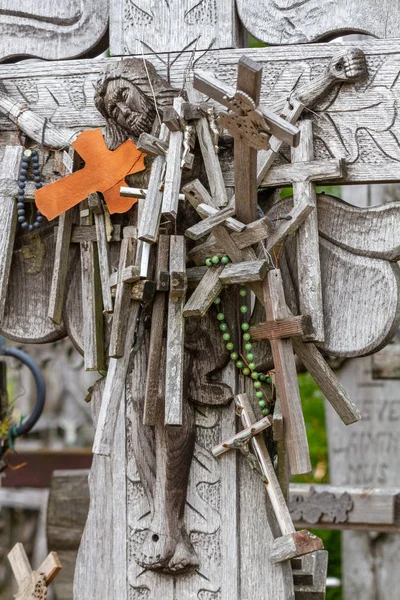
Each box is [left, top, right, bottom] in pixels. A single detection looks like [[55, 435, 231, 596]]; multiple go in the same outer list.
[[8, 543, 62, 600]]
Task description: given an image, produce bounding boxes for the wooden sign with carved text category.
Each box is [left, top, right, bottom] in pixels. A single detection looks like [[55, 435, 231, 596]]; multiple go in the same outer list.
[[2, 40, 400, 184], [236, 0, 400, 45], [0, 0, 108, 61]]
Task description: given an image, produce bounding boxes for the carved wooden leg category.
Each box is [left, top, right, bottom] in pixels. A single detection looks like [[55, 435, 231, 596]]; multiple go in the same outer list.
[[137, 398, 198, 574]]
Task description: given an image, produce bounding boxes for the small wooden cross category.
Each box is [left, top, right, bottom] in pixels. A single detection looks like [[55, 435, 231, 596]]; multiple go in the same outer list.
[[194, 56, 300, 225], [263, 118, 345, 342], [213, 394, 323, 563], [8, 543, 62, 600]]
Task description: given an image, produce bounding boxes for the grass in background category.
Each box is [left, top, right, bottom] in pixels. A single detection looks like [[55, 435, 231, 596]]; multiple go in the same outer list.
[[297, 373, 342, 600]]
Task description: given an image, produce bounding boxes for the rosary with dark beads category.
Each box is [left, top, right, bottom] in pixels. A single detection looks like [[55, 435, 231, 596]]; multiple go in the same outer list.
[[16, 149, 45, 231], [205, 255, 274, 417]]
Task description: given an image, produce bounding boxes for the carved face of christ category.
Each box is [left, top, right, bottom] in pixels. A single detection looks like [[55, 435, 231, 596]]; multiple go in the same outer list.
[[103, 78, 156, 138]]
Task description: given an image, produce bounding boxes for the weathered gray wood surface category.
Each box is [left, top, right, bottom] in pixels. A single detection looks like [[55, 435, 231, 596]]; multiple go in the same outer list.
[[110, 0, 240, 56], [235, 0, 400, 45], [0, 146, 23, 324], [0, 0, 108, 61], [326, 352, 400, 599], [74, 379, 127, 600], [3, 41, 400, 184], [267, 196, 400, 357]]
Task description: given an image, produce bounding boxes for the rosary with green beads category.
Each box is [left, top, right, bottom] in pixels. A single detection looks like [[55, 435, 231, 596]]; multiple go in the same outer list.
[[205, 255, 275, 417]]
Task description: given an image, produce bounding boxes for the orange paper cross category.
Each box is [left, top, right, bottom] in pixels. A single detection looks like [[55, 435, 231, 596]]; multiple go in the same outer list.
[[35, 129, 146, 220]]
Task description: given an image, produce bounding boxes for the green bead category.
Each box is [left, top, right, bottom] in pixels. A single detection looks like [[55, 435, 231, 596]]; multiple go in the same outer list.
[[236, 360, 244, 369], [243, 332, 251, 341], [248, 362, 257, 370], [219, 323, 228, 332], [240, 305, 249, 314], [246, 353, 254, 362], [239, 287, 247, 297], [241, 323, 250, 331], [211, 256, 220, 264], [214, 297, 221, 305], [258, 397, 266, 405], [221, 256, 229, 265], [242, 367, 250, 376], [244, 343, 253, 351], [226, 342, 234, 351], [251, 372, 259, 380], [259, 374, 266, 382], [266, 376, 272, 384], [217, 313, 225, 321], [205, 258, 213, 267], [230, 352, 239, 361], [253, 381, 262, 389], [262, 408, 270, 416], [222, 333, 231, 341]]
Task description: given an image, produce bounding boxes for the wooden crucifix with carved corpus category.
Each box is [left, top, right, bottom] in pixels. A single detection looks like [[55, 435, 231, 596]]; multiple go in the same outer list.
[[8, 543, 62, 600], [193, 55, 300, 225], [213, 394, 323, 563]]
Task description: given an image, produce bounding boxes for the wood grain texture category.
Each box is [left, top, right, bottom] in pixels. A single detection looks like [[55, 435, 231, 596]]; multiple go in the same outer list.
[[48, 209, 73, 324], [2, 42, 400, 184], [291, 119, 325, 342], [235, 0, 400, 45], [183, 265, 223, 317], [110, 0, 240, 55], [290, 484, 400, 532], [143, 293, 166, 425], [0, 146, 23, 323], [0, 0, 108, 61], [185, 204, 236, 240], [187, 87, 229, 208], [318, 194, 400, 262], [162, 97, 185, 221], [88, 193, 113, 314], [74, 379, 127, 599], [219, 260, 269, 285], [138, 124, 170, 243], [196, 203, 245, 233], [264, 271, 311, 475]]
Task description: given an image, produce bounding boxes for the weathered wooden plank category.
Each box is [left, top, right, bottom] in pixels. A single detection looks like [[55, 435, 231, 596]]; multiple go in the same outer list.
[[290, 484, 400, 532], [219, 260, 269, 285], [0, 42, 397, 185], [182, 179, 218, 210], [187, 87, 228, 208], [110, 0, 240, 55], [318, 195, 400, 262], [235, 0, 400, 45], [0, 0, 108, 61], [265, 196, 315, 253], [273, 398, 289, 501], [80, 202, 104, 371], [165, 295, 185, 427], [69, 224, 122, 243], [183, 265, 224, 318], [8, 543, 32, 587], [136, 132, 169, 156], [162, 97, 185, 221], [88, 193, 113, 314], [264, 158, 344, 187], [143, 293, 166, 426], [109, 228, 137, 358], [48, 210, 73, 325], [109, 265, 140, 289], [165, 236, 187, 426], [293, 337, 361, 425], [138, 124, 170, 243], [0, 146, 23, 323], [196, 204, 245, 233], [38, 552, 62, 585], [185, 205, 236, 240], [155, 234, 170, 292], [251, 315, 313, 341], [291, 119, 325, 342], [264, 270, 311, 475], [92, 304, 140, 456]]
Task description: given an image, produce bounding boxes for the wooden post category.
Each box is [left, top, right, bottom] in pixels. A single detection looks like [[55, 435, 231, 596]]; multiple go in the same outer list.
[[165, 235, 187, 426], [263, 270, 311, 475], [88, 192, 114, 314], [0, 146, 23, 324], [80, 200, 104, 371], [162, 97, 186, 221]]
